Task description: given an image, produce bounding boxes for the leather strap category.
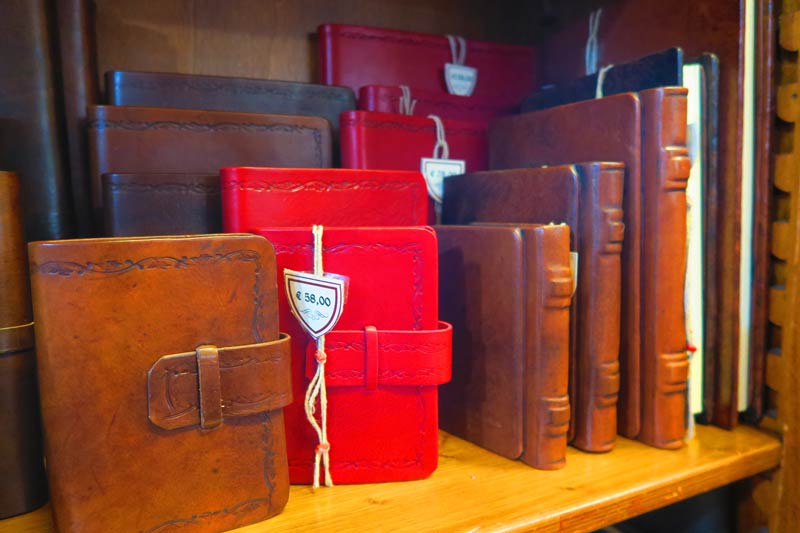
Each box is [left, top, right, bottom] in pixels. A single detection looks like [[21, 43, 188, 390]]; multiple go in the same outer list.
[[0, 322, 35, 356], [305, 321, 452, 387], [148, 333, 292, 430]]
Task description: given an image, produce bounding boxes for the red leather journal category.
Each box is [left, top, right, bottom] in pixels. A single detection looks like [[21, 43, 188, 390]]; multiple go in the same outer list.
[[221, 167, 428, 232], [252, 226, 452, 484], [358, 85, 516, 124], [319, 24, 536, 105]]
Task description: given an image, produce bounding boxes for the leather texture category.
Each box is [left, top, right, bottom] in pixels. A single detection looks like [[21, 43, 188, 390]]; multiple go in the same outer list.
[[437, 224, 572, 469], [106, 70, 356, 162], [358, 85, 517, 124], [521, 48, 683, 112], [318, 23, 537, 105], [252, 226, 451, 484], [489, 94, 642, 439], [29, 234, 292, 532], [87, 105, 332, 223], [103, 173, 222, 237], [0, 172, 47, 518], [443, 163, 625, 452], [638, 87, 690, 449], [221, 167, 428, 231], [0, 0, 74, 240]]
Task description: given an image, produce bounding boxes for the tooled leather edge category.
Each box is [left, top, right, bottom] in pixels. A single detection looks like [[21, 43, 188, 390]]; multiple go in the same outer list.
[[147, 333, 292, 430], [0, 322, 35, 355]]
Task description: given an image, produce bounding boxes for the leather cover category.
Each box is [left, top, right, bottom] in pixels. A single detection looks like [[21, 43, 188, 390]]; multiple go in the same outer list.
[[103, 173, 222, 237], [87, 105, 332, 223], [318, 23, 537, 105], [106, 70, 356, 160], [0, 0, 74, 240], [638, 87, 690, 449], [221, 167, 428, 231], [358, 85, 517, 124], [490, 94, 643, 439], [521, 48, 683, 112], [29, 234, 293, 532], [443, 163, 625, 452], [0, 172, 47, 518], [437, 224, 572, 469], [252, 226, 451, 484]]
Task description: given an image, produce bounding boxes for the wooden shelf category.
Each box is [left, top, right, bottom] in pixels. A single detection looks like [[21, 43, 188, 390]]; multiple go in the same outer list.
[[0, 425, 780, 533]]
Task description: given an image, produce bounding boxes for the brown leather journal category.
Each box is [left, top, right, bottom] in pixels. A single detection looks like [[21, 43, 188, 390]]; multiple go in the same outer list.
[[489, 95, 642, 439], [29, 234, 292, 532], [87, 105, 332, 225], [443, 163, 624, 452], [437, 224, 572, 469], [103, 173, 221, 236], [0, 172, 47, 518]]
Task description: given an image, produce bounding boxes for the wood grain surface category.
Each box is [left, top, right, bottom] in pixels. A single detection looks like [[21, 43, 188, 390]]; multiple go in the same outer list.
[[0, 426, 780, 533]]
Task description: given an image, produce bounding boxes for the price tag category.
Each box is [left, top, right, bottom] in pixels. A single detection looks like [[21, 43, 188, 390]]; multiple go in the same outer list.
[[444, 63, 478, 96], [420, 157, 466, 203], [284, 269, 347, 338]]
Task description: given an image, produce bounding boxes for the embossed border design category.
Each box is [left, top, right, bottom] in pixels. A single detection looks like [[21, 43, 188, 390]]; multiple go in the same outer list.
[[31, 250, 266, 342], [340, 114, 485, 137], [334, 29, 532, 58], [109, 181, 220, 195]]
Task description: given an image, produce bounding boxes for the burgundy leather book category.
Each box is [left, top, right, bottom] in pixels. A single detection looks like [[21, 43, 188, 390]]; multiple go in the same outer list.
[[103, 173, 221, 237], [221, 167, 428, 232], [0, 0, 74, 240], [318, 23, 537, 105], [358, 85, 517, 124], [437, 224, 572, 469], [443, 163, 624, 452], [252, 226, 452, 484], [87, 105, 332, 224], [489, 94, 643, 440]]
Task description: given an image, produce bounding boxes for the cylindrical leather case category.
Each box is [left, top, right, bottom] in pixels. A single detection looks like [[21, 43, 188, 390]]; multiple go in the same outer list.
[[0, 171, 48, 517]]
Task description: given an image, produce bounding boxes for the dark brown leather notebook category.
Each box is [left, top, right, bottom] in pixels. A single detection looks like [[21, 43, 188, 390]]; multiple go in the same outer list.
[[30, 234, 292, 532], [437, 224, 572, 469], [87, 105, 332, 225], [103, 173, 221, 237], [106, 70, 355, 162], [443, 163, 624, 452], [490, 96, 642, 440], [0, 0, 74, 240], [0, 172, 47, 518]]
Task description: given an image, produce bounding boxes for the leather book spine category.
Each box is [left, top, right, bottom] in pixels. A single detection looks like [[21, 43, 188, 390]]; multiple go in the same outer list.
[[522, 224, 572, 469], [0, 172, 47, 518], [0, 0, 74, 240], [55, 0, 99, 237], [639, 87, 691, 449], [572, 163, 625, 452]]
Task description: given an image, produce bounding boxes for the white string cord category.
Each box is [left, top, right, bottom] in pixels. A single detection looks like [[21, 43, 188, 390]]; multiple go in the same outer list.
[[446, 34, 467, 65], [585, 8, 603, 75], [303, 224, 333, 488], [428, 114, 450, 160], [595, 64, 615, 98], [399, 85, 417, 115]]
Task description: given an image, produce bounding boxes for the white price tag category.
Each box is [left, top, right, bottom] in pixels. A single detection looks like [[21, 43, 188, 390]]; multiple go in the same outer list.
[[444, 63, 478, 96], [284, 269, 347, 338], [420, 157, 465, 203]]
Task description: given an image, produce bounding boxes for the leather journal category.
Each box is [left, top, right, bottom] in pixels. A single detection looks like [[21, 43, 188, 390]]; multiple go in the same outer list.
[[0, 0, 74, 240], [103, 173, 222, 237], [358, 85, 516, 124], [437, 224, 572, 469], [442, 163, 625, 452], [490, 89, 690, 448], [318, 23, 536, 105], [0, 172, 47, 518], [30, 234, 293, 532], [221, 167, 428, 232], [521, 48, 683, 112], [87, 105, 332, 224], [253, 226, 452, 484], [106, 70, 356, 158]]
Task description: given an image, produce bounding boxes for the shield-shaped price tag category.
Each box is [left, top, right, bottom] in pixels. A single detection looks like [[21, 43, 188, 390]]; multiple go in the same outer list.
[[444, 63, 478, 96], [284, 268, 347, 338]]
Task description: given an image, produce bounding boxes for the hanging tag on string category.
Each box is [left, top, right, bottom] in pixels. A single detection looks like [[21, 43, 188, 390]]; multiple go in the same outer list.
[[284, 269, 347, 338], [421, 114, 466, 213], [444, 35, 477, 96]]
